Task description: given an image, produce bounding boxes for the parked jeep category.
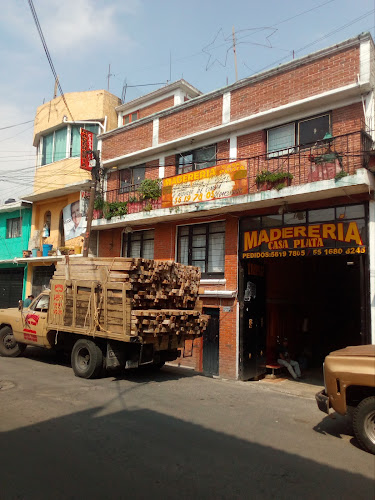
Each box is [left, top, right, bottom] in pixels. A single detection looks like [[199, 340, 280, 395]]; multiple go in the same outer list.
[[316, 344, 375, 454]]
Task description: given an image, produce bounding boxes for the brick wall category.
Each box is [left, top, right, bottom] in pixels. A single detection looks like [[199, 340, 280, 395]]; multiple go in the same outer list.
[[231, 46, 360, 121], [145, 159, 159, 180], [138, 96, 175, 119], [158, 96, 223, 143], [217, 139, 230, 164], [101, 122, 153, 160]]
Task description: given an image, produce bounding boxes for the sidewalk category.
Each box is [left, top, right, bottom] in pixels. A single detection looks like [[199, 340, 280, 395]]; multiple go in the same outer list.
[[253, 375, 324, 399]]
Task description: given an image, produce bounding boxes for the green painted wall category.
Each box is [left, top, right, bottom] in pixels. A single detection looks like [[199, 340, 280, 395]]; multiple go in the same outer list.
[[0, 207, 32, 259]]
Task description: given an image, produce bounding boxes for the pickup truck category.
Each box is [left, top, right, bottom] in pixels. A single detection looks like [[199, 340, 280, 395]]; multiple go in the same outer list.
[[316, 344, 375, 454], [0, 257, 208, 379]]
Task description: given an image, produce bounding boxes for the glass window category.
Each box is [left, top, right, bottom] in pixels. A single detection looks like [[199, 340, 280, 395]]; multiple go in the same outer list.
[[123, 111, 139, 125], [54, 128, 67, 161], [298, 114, 330, 147], [268, 123, 295, 156], [6, 218, 21, 238], [309, 208, 335, 223], [124, 230, 154, 259], [71, 124, 99, 158], [177, 221, 225, 277], [119, 165, 145, 193], [32, 294, 49, 312], [336, 205, 365, 220], [42, 133, 53, 165], [262, 215, 282, 227], [177, 145, 216, 174], [284, 211, 307, 225]]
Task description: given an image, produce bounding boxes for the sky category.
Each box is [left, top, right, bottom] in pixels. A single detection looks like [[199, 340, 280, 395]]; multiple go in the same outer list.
[[0, 0, 374, 202]]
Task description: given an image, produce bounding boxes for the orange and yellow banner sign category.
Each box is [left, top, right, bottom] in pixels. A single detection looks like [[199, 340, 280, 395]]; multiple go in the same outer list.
[[161, 160, 248, 208], [241, 221, 366, 259]]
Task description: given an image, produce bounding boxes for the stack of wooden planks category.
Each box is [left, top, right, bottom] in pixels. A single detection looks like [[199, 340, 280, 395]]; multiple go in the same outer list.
[[51, 257, 208, 338], [53, 257, 201, 310]]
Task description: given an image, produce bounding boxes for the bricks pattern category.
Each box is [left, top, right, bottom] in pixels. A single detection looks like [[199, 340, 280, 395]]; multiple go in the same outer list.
[[138, 96, 174, 119], [217, 139, 230, 164], [231, 47, 360, 121], [101, 122, 153, 161], [158, 97, 223, 144]]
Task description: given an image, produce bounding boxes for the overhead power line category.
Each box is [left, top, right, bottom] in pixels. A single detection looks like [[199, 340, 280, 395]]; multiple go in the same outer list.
[[0, 120, 34, 131], [27, 0, 75, 122]]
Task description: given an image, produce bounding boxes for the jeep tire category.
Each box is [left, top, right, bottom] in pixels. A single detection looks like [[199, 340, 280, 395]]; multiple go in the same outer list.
[[353, 396, 375, 454], [0, 326, 27, 357], [71, 338, 104, 379]]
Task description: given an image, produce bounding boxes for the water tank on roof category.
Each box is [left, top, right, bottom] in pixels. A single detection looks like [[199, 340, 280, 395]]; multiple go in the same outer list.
[[4, 198, 16, 204]]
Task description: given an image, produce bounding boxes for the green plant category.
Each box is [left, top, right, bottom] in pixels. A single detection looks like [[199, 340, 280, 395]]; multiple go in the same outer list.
[[137, 179, 162, 200], [94, 196, 105, 210], [103, 201, 128, 219], [334, 170, 348, 181], [143, 201, 153, 212], [255, 170, 293, 185], [128, 195, 140, 203]]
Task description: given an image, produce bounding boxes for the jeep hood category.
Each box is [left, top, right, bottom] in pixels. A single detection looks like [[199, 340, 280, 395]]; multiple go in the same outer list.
[[329, 344, 375, 357]]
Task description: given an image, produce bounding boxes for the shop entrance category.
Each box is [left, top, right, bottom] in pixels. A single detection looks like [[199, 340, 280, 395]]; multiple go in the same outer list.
[[239, 253, 366, 380]]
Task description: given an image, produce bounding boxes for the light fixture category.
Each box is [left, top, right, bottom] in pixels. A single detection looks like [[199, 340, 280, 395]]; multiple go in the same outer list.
[[124, 226, 133, 234], [323, 132, 333, 141], [278, 202, 289, 215]]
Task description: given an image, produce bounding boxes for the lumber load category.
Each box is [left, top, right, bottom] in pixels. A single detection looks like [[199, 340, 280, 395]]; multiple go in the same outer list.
[[53, 257, 201, 310], [49, 257, 208, 340]]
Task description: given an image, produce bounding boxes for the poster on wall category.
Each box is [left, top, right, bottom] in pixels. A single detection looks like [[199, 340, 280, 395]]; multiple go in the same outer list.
[[63, 192, 89, 241], [161, 160, 248, 208]]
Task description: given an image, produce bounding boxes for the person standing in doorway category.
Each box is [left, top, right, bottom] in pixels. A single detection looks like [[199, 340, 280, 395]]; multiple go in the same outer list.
[[277, 338, 302, 380]]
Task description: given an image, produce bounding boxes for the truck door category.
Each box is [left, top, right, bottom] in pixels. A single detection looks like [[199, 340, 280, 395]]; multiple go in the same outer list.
[[22, 294, 50, 347]]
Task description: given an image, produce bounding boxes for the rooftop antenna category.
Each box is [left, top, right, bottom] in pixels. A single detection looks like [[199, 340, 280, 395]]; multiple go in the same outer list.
[[169, 50, 172, 82], [53, 75, 59, 98], [107, 63, 113, 91], [121, 80, 128, 103]]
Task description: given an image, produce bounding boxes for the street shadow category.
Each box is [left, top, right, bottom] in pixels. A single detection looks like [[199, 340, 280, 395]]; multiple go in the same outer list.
[[22, 346, 198, 383], [313, 413, 364, 452], [1, 405, 373, 500]]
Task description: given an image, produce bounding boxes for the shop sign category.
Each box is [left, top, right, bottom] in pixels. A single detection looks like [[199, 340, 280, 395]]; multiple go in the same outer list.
[[241, 221, 366, 259], [161, 160, 248, 208], [80, 128, 94, 171]]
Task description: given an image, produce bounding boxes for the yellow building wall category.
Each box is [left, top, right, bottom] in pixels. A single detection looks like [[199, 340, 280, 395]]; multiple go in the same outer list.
[[33, 158, 90, 196], [33, 90, 121, 140]]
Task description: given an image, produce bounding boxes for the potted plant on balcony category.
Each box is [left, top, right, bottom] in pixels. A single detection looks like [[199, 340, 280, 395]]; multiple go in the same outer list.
[[93, 196, 105, 219], [308, 150, 343, 182], [255, 170, 293, 191], [103, 201, 128, 220], [137, 179, 162, 211]]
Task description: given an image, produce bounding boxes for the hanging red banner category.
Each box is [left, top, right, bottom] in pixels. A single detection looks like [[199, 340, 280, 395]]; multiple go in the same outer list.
[[80, 128, 94, 171]]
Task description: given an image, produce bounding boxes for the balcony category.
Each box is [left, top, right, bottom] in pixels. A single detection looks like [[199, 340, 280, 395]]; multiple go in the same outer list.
[[98, 130, 372, 221]]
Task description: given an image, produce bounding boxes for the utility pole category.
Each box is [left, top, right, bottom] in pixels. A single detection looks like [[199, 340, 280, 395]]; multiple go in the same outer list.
[[232, 26, 238, 82], [82, 150, 100, 258]]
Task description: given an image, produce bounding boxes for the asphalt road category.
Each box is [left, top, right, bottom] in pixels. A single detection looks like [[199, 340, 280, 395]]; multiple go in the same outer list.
[[1, 347, 374, 500]]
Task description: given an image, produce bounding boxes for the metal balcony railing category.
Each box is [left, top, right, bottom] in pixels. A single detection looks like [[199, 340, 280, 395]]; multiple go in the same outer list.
[[100, 130, 372, 217]]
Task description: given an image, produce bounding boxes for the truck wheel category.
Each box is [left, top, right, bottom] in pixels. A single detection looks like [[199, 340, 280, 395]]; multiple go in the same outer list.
[[0, 326, 26, 357], [353, 396, 375, 454], [71, 339, 104, 379]]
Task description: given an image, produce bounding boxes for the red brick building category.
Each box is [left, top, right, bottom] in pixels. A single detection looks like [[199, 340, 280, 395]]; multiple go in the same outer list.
[[93, 33, 375, 380]]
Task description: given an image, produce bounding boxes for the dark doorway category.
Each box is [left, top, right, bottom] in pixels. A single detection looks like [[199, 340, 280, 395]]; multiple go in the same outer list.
[[0, 268, 25, 308], [239, 262, 266, 380], [202, 308, 219, 376], [32, 265, 55, 297]]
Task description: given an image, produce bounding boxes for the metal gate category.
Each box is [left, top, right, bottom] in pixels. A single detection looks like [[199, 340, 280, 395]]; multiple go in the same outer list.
[[202, 308, 220, 376], [0, 268, 25, 308]]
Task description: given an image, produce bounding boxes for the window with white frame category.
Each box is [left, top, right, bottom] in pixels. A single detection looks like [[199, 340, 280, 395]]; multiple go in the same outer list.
[[267, 113, 331, 156], [119, 165, 145, 193], [177, 144, 216, 174], [40, 124, 99, 166], [177, 221, 225, 278], [123, 229, 154, 259], [6, 217, 21, 238]]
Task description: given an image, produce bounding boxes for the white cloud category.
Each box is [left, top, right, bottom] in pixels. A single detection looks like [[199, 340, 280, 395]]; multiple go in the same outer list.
[[1, 0, 140, 54]]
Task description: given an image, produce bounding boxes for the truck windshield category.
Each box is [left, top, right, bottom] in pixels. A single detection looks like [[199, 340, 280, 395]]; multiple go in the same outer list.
[[31, 295, 50, 312]]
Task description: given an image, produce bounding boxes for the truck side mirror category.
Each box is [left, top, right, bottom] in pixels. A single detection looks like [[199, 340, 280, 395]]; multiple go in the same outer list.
[[18, 300, 23, 310]]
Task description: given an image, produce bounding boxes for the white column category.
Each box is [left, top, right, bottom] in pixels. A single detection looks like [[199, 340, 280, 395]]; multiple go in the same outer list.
[[152, 118, 159, 147], [159, 156, 165, 179], [222, 91, 231, 124], [229, 133, 237, 160], [369, 199, 375, 343]]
